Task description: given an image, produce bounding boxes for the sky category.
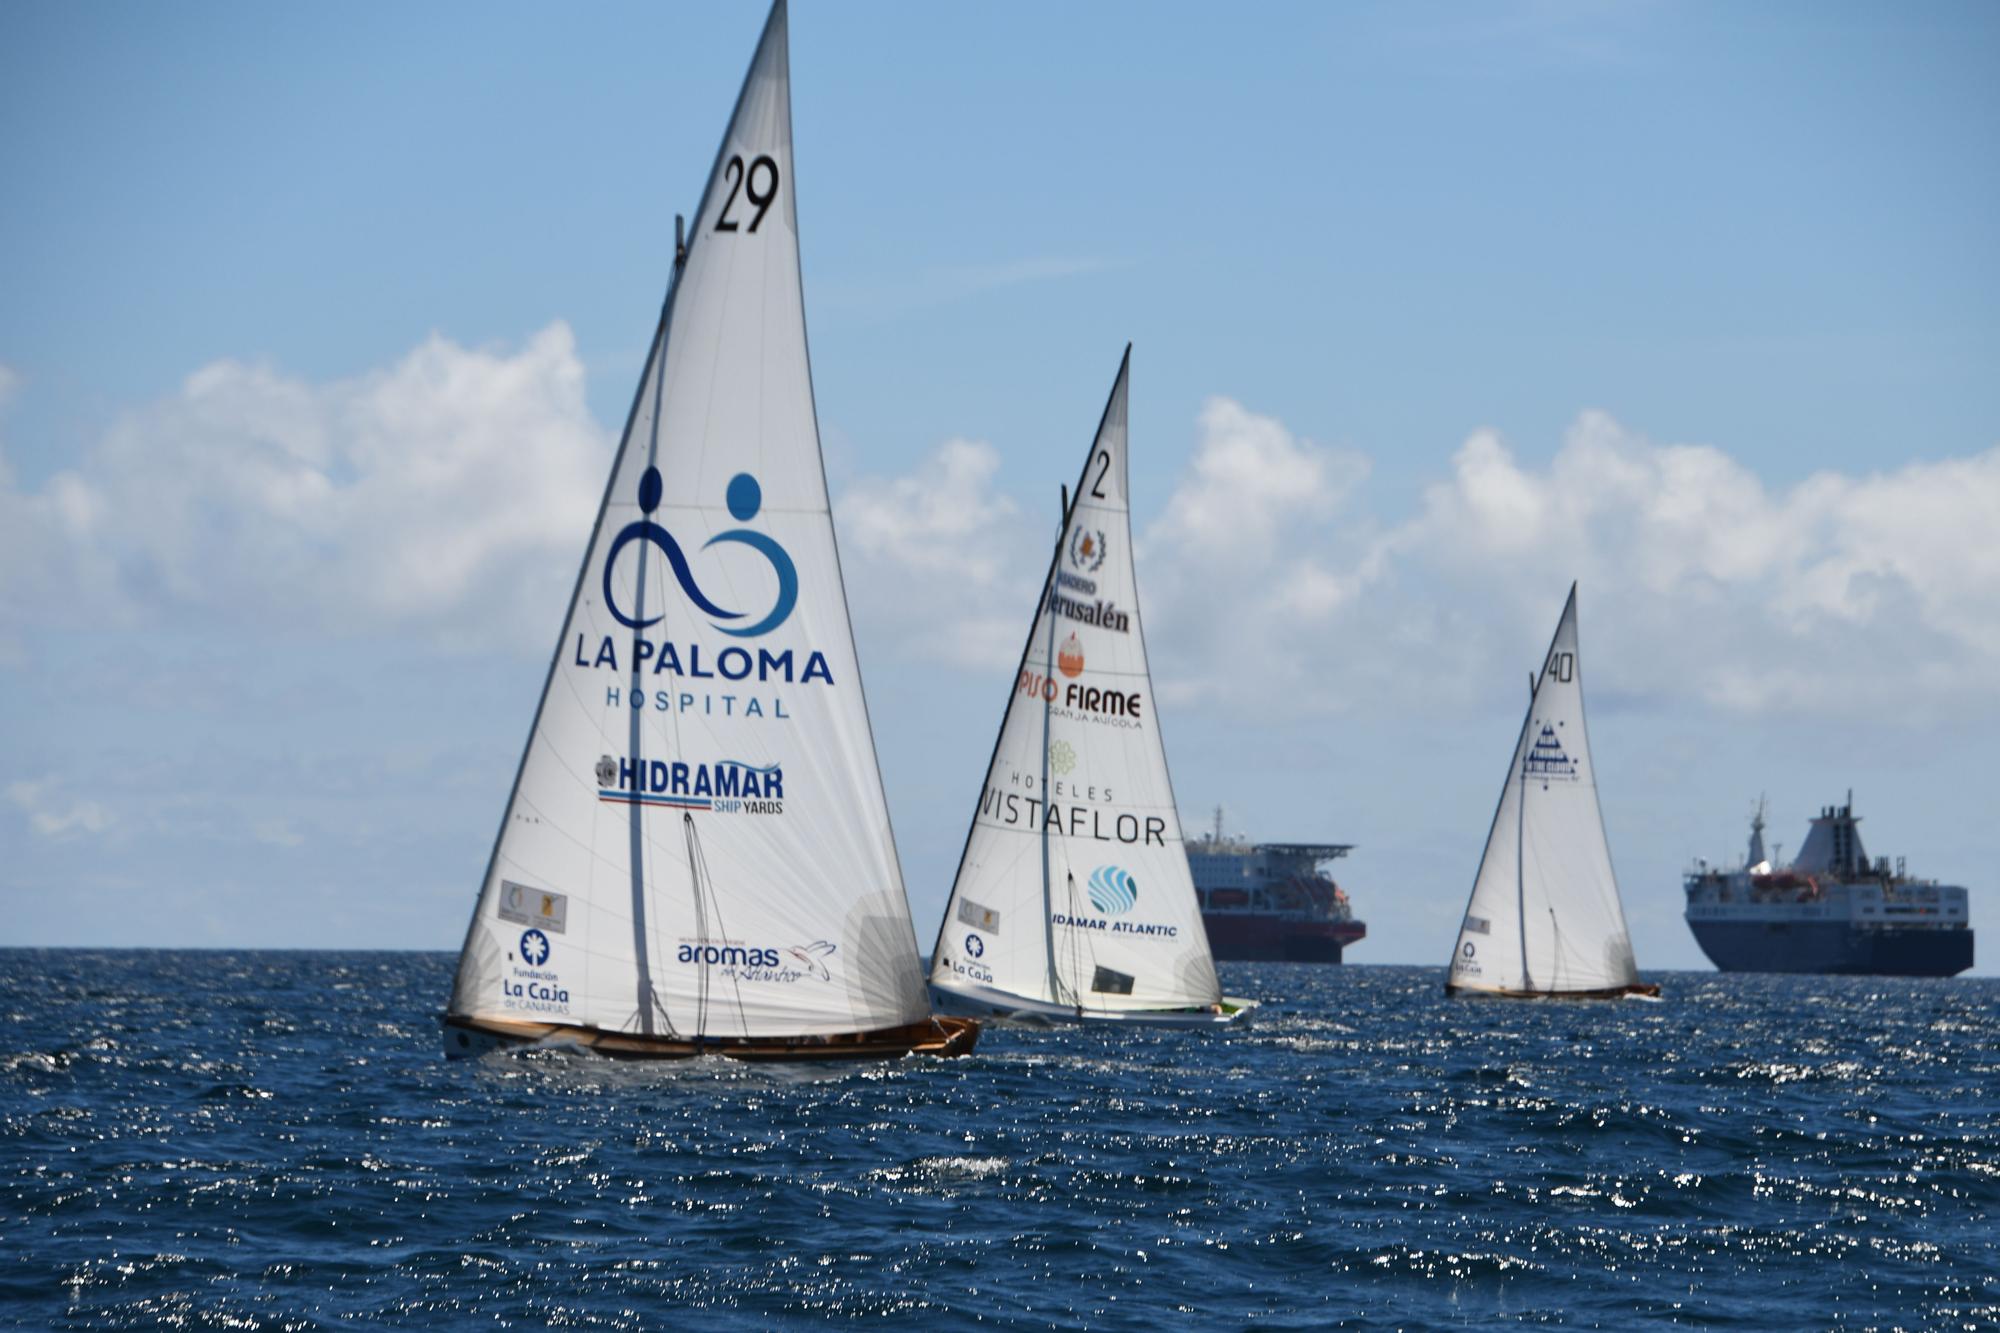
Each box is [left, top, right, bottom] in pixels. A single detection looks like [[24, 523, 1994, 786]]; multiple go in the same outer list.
[[2, 1, 1996, 975]]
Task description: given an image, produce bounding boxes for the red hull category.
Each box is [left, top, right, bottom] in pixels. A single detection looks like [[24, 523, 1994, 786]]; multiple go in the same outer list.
[[1201, 913, 1366, 963]]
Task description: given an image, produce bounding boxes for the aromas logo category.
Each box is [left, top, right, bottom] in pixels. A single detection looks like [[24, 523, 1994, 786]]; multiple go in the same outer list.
[[676, 938, 837, 984], [1086, 865, 1140, 915], [604, 467, 797, 637]]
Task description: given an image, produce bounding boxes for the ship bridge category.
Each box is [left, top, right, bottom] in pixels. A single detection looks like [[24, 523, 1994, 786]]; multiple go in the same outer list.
[[1257, 843, 1354, 865]]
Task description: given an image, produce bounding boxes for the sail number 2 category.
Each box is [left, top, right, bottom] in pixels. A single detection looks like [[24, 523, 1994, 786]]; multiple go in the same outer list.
[[715, 154, 780, 233], [1089, 449, 1111, 499]]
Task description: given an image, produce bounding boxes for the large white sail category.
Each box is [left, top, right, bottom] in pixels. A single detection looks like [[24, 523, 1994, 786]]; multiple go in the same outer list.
[[929, 351, 1223, 1014], [448, 1, 928, 1040], [1447, 586, 1641, 996]]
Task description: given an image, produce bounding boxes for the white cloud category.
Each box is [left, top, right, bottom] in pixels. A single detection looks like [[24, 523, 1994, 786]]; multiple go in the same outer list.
[[838, 399, 2000, 726], [842, 438, 1021, 583], [6, 778, 113, 839], [837, 438, 1040, 670], [0, 325, 609, 649], [1138, 397, 1377, 710], [1392, 412, 2000, 716], [8, 335, 1994, 727], [252, 819, 305, 849], [1149, 397, 1369, 568]]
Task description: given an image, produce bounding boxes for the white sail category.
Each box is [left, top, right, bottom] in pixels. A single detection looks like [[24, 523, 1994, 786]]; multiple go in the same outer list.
[[929, 350, 1223, 1014], [448, 0, 928, 1040], [1447, 585, 1641, 995]]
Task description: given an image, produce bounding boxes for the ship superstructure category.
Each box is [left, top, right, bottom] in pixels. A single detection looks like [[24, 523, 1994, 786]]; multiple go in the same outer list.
[[1186, 810, 1366, 963], [1684, 794, 1973, 977]]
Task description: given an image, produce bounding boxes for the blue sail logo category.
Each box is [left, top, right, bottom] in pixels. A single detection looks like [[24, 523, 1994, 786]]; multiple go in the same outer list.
[[1522, 724, 1578, 784], [1087, 865, 1140, 915], [603, 467, 798, 637]]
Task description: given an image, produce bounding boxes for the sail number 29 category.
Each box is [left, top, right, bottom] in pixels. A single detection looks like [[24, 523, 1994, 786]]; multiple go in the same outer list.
[[715, 154, 780, 233]]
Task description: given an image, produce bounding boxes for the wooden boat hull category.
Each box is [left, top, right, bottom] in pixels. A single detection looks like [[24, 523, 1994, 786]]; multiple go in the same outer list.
[[1444, 981, 1661, 1000], [441, 1013, 980, 1061], [930, 981, 1258, 1027]]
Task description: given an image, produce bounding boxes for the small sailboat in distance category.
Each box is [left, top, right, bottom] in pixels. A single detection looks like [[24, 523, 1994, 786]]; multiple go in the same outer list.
[[928, 349, 1256, 1026], [442, 0, 975, 1060], [1446, 585, 1659, 999]]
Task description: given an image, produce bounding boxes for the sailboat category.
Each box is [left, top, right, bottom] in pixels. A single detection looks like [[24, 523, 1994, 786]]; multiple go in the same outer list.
[[1445, 585, 1659, 999], [927, 349, 1256, 1026], [442, 1, 977, 1061]]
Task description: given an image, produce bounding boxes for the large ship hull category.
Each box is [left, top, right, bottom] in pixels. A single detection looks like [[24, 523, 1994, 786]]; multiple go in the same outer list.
[[1688, 921, 1973, 977], [1200, 913, 1365, 963]]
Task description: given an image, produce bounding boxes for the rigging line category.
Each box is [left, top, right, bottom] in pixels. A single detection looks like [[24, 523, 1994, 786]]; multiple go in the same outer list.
[[1039, 541, 1063, 1008], [1517, 708, 1533, 995], [651, 515, 688, 1039], [684, 813, 710, 1041], [1075, 871, 1106, 1014], [685, 813, 751, 1039], [625, 332, 672, 1037], [1547, 905, 1563, 995]]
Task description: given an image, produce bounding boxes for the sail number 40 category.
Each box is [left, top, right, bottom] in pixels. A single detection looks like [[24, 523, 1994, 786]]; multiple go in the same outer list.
[[1547, 651, 1575, 683], [715, 154, 780, 233]]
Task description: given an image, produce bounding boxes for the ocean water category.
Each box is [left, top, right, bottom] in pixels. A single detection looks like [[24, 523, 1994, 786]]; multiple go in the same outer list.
[[1, 952, 1994, 1329]]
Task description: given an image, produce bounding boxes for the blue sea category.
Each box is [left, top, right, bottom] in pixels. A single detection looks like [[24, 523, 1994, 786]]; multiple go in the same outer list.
[[2, 952, 1994, 1329]]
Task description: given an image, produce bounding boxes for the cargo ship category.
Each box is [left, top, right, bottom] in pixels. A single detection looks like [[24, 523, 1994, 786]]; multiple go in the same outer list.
[[1186, 811, 1366, 963], [1684, 794, 1974, 977]]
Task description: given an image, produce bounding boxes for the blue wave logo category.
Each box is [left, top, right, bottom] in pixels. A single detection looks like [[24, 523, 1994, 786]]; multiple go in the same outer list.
[[603, 468, 798, 637], [1087, 865, 1139, 916]]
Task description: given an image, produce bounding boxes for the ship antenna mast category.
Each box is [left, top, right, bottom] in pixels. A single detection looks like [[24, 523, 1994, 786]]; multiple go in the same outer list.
[[1213, 804, 1225, 843]]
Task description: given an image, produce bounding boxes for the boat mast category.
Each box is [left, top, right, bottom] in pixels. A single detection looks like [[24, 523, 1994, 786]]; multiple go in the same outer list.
[[1518, 669, 1533, 993], [1040, 485, 1065, 1007], [623, 343, 672, 1034]]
